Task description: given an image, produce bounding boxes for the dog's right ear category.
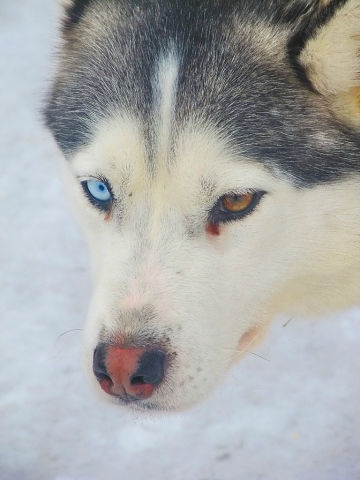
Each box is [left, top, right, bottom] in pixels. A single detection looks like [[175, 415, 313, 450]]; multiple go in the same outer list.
[[60, 0, 94, 30]]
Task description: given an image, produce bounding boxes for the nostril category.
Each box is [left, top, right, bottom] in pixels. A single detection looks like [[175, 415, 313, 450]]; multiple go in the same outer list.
[[130, 375, 146, 386], [93, 344, 112, 382], [130, 349, 166, 386]]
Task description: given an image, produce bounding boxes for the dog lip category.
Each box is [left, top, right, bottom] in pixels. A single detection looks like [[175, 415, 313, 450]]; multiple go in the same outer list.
[[115, 393, 144, 405], [118, 394, 141, 403], [111, 391, 162, 410], [117, 398, 162, 411]]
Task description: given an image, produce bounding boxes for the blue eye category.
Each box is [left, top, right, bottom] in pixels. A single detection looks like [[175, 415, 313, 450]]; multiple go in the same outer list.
[[86, 180, 111, 201], [81, 179, 112, 211]]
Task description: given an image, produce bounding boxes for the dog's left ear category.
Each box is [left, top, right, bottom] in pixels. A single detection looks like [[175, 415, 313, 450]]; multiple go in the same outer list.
[[60, 0, 93, 29], [299, 0, 360, 126]]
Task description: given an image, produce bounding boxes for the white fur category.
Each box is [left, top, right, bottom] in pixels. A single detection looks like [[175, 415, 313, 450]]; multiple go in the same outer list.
[[154, 52, 179, 165]]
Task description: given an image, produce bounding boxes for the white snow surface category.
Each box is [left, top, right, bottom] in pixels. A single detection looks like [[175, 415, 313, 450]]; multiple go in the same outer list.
[[1, 2, 359, 479]]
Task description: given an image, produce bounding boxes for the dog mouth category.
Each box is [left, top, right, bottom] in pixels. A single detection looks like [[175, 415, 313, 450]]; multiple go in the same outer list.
[[113, 395, 165, 411]]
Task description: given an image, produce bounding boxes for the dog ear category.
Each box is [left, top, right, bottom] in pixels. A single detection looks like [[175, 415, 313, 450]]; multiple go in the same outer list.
[[299, 0, 360, 126], [60, 0, 94, 29]]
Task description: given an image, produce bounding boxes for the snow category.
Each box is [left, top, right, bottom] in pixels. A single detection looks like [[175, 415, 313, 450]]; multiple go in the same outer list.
[[1, 1, 359, 479]]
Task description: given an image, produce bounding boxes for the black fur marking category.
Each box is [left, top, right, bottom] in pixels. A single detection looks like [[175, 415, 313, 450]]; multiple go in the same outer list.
[[44, 0, 360, 186]]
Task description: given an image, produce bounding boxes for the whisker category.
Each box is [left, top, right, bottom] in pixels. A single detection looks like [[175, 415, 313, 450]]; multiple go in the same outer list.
[[56, 328, 83, 342], [218, 347, 270, 362], [242, 350, 270, 362], [282, 317, 293, 328]]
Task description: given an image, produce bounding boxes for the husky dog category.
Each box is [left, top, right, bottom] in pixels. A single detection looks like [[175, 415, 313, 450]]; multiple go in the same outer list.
[[44, 0, 360, 411]]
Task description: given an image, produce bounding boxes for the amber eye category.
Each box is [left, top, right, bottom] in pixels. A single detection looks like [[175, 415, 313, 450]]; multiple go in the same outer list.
[[221, 193, 254, 212], [208, 190, 266, 225]]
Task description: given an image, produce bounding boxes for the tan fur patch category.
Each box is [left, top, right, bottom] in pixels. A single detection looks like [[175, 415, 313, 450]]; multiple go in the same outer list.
[[331, 86, 360, 128], [300, 0, 360, 96], [235, 325, 269, 362]]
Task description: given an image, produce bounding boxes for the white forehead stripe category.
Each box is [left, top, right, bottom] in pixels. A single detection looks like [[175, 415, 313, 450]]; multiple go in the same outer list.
[[154, 51, 179, 163]]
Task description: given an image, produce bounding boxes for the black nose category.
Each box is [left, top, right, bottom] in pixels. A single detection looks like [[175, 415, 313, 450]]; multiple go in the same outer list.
[[130, 350, 166, 386], [92, 344, 166, 400]]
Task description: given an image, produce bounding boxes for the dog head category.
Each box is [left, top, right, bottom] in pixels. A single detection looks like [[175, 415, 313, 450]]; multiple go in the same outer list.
[[44, 0, 360, 411]]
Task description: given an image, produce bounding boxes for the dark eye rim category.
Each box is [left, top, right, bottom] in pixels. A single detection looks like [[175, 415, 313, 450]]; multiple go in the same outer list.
[[80, 178, 114, 212], [208, 190, 267, 225]]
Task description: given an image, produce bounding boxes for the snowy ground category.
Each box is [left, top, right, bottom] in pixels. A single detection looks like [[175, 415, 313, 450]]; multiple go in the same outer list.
[[1, 2, 360, 479]]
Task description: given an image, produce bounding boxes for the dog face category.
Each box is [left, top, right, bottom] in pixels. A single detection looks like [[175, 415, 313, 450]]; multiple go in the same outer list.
[[45, 0, 360, 411]]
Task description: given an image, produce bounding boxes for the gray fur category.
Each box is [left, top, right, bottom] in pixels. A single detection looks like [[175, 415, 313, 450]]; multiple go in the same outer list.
[[44, 0, 360, 185]]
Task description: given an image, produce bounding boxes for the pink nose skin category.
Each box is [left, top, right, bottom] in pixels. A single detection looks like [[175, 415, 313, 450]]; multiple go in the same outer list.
[[93, 345, 166, 401]]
